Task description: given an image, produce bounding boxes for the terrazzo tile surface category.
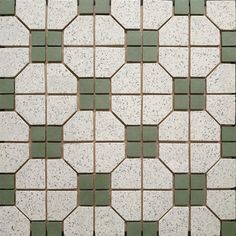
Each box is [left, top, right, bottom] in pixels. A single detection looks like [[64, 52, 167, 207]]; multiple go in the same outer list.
[[0, 0, 235, 235]]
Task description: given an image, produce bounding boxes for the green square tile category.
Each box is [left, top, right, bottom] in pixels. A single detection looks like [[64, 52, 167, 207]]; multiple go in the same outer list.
[[47, 143, 61, 159], [127, 126, 142, 141], [31, 31, 46, 46], [174, 79, 189, 94], [222, 221, 236, 236], [175, 174, 189, 189], [127, 31, 141, 46], [47, 127, 62, 142], [143, 31, 157, 46], [191, 190, 205, 205], [175, 0, 189, 15], [79, 79, 94, 94], [95, 95, 109, 110], [127, 47, 142, 62], [222, 47, 236, 62], [0, 95, 14, 109], [191, 174, 205, 189], [143, 142, 156, 157], [95, 0, 110, 14], [31, 47, 46, 62], [127, 222, 141, 236], [174, 190, 189, 206], [80, 94, 94, 110], [31, 222, 46, 236], [127, 142, 141, 157], [143, 222, 157, 236], [95, 174, 110, 190], [0, 0, 15, 15], [190, 0, 204, 15], [0, 190, 15, 205], [47, 47, 62, 62], [79, 190, 94, 206], [47, 31, 62, 46], [143, 126, 157, 141], [95, 79, 110, 94], [222, 126, 236, 141], [31, 143, 46, 158], [174, 95, 189, 110], [47, 222, 62, 236], [0, 79, 14, 93], [143, 47, 157, 62], [222, 32, 236, 46], [191, 79, 205, 94], [191, 95, 205, 110], [31, 126, 46, 142], [95, 190, 110, 206], [79, 174, 93, 190], [0, 174, 14, 189], [222, 142, 236, 157], [79, 0, 94, 14]]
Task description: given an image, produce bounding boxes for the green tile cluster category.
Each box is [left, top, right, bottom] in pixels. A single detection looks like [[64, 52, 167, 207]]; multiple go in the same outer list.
[[174, 78, 206, 110], [31, 31, 62, 62], [79, 78, 110, 110], [79, 0, 110, 14], [221, 221, 236, 236], [221, 31, 236, 63], [221, 126, 236, 158], [174, 173, 206, 206], [31, 221, 62, 236], [31, 126, 62, 159], [127, 30, 158, 62], [79, 173, 110, 206], [127, 126, 157, 158], [0, 0, 15, 15], [0, 78, 14, 110], [174, 0, 205, 15], [0, 174, 15, 206], [126, 222, 158, 236]]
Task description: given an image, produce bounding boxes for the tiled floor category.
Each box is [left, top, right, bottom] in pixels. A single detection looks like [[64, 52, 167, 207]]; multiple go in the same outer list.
[[0, 0, 235, 235]]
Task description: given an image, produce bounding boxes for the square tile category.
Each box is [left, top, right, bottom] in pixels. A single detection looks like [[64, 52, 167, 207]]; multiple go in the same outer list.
[[174, 0, 189, 15], [222, 32, 236, 46], [79, 0, 94, 14], [143, 47, 157, 62], [222, 126, 236, 142], [95, 95, 109, 110], [0, 95, 14, 109], [221, 221, 236, 236], [175, 174, 189, 189], [127, 142, 141, 157], [31, 31, 46, 46], [190, 0, 204, 15], [143, 31, 157, 46], [174, 190, 189, 206], [31, 126, 46, 142], [222, 47, 236, 62], [95, 174, 110, 190], [47, 143, 61, 158], [191, 95, 205, 110], [79, 190, 94, 206], [127, 47, 142, 62], [47, 222, 62, 236], [95, 79, 110, 94], [0, 0, 15, 15], [191, 174, 205, 189], [47, 127, 62, 142], [47, 47, 62, 62], [95, 190, 110, 206], [95, 0, 110, 14], [143, 142, 156, 157], [174, 79, 189, 94], [31, 47, 46, 62], [79, 174, 94, 190], [0, 190, 15, 205], [0, 174, 14, 189], [80, 94, 94, 110], [80, 79, 94, 94], [47, 31, 62, 46], [191, 190, 205, 205], [191, 79, 205, 94], [127, 222, 141, 236], [127, 31, 141, 46], [31, 222, 46, 236], [31, 143, 46, 158], [143, 126, 157, 141], [222, 142, 236, 157], [127, 126, 142, 141], [143, 222, 157, 236], [0, 79, 14, 94], [174, 95, 189, 110]]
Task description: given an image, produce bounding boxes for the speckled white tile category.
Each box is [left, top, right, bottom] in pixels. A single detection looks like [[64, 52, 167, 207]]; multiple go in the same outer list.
[[47, 191, 77, 221], [64, 143, 94, 173], [159, 16, 188, 46], [159, 207, 189, 236], [159, 143, 189, 173], [112, 190, 141, 221], [143, 159, 172, 189], [16, 191, 45, 220]]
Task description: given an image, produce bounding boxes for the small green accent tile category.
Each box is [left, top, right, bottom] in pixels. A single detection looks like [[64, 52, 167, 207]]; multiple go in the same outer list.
[[222, 221, 236, 236], [0, 79, 14, 93], [31, 127, 46, 142], [191, 79, 205, 94], [175, 0, 189, 15], [127, 31, 142, 46], [31, 47, 46, 62], [222, 142, 236, 157], [222, 47, 236, 62], [175, 174, 189, 189], [47, 127, 62, 142], [222, 32, 236, 46], [95, 79, 110, 94], [0, 0, 15, 15], [95, 0, 110, 14], [0, 190, 15, 205], [80, 94, 94, 110], [143, 126, 157, 141], [79, 0, 94, 14], [190, 0, 204, 15], [31, 222, 46, 236], [95, 190, 110, 206], [31, 31, 46, 46], [47, 143, 61, 159], [174, 79, 189, 94], [127, 126, 142, 141], [79, 190, 93, 206], [80, 79, 94, 94], [127, 222, 141, 236], [31, 143, 46, 158], [79, 174, 93, 190], [143, 46, 157, 62], [95, 174, 110, 190], [175, 190, 189, 206], [0, 174, 14, 189], [47, 222, 62, 236], [174, 95, 189, 110], [191, 174, 205, 189], [127, 47, 142, 62], [143, 31, 157, 46], [191, 190, 205, 205], [222, 126, 236, 142], [47, 47, 62, 62], [0, 95, 14, 109], [143, 222, 157, 236], [127, 142, 141, 157], [190, 95, 205, 110], [95, 95, 109, 110], [143, 142, 156, 158], [47, 31, 62, 46]]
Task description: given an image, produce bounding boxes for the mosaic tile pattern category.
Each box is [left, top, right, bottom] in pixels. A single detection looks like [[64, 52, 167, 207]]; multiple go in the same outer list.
[[0, 0, 235, 235]]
